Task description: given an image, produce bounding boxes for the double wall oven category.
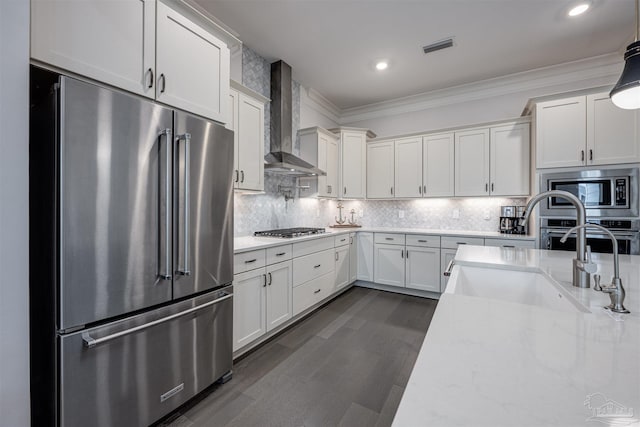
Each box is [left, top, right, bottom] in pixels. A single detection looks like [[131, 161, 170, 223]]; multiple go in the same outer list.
[[539, 167, 640, 255]]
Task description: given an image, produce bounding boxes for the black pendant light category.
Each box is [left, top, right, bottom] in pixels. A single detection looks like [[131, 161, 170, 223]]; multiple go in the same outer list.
[[610, 0, 640, 109]]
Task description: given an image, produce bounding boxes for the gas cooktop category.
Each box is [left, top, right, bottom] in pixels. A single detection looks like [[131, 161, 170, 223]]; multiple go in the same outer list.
[[254, 227, 326, 238]]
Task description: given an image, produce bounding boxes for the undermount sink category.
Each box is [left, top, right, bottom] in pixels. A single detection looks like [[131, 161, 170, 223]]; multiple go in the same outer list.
[[445, 265, 589, 313]]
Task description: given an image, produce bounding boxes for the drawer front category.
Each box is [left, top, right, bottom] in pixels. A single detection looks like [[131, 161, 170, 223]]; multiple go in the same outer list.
[[266, 244, 293, 265], [334, 234, 350, 247], [441, 236, 484, 249], [292, 236, 334, 258], [292, 272, 335, 316], [406, 234, 441, 248], [234, 249, 266, 274], [293, 248, 335, 287], [484, 238, 536, 249], [374, 233, 406, 245]]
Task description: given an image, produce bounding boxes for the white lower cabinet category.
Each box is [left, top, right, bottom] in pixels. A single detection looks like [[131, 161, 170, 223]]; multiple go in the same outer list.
[[440, 249, 457, 291], [293, 273, 334, 316], [232, 268, 266, 352], [405, 246, 441, 292], [357, 232, 374, 281], [265, 261, 293, 332], [349, 233, 358, 284], [335, 245, 350, 291], [374, 243, 405, 287]]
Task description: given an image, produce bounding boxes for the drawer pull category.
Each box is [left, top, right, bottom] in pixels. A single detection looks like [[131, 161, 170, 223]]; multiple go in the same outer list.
[[314, 289, 321, 294], [385, 237, 394, 241], [503, 245, 515, 248], [275, 252, 286, 256], [245, 259, 257, 264], [417, 239, 427, 243], [456, 242, 467, 246], [314, 264, 321, 268]]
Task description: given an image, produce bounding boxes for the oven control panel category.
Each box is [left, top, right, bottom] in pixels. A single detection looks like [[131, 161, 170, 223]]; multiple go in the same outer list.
[[615, 178, 627, 206]]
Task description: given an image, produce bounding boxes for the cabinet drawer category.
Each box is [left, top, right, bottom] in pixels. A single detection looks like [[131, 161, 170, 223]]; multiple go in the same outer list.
[[441, 236, 484, 249], [234, 249, 266, 274], [374, 233, 406, 245], [292, 272, 335, 316], [406, 234, 441, 248], [293, 249, 335, 287], [484, 238, 536, 249], [266, 244, 292, 265], [334, 234, 350, 247], [292, 236, 334, 258]]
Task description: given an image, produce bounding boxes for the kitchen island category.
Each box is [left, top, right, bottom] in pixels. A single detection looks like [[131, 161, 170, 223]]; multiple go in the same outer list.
[[392, 245, 640, 426]]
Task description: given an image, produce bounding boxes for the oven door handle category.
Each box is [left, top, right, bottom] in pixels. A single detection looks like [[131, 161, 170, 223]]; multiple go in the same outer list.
[[543, 230, 637, 239]]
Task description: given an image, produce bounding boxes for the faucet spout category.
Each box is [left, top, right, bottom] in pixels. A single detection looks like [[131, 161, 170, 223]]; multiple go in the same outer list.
[[522, 190, 590, 288]]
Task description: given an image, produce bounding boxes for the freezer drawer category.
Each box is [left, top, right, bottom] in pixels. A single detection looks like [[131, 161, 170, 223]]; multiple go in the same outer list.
[[59, 287, 233, 427]]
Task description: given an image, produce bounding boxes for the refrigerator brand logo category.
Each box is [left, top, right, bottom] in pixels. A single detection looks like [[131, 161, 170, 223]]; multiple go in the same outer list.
[[160, 383, 185, 403], [584, 393, 637, 425]]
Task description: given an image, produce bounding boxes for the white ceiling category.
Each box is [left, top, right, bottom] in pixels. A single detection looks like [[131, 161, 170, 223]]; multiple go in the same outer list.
[[194, 0, 634, 110]]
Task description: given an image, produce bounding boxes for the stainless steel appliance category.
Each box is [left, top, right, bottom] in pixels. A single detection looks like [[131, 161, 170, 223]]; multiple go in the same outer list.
[[29, 67, 234, 427], [539, 167, 639, 218], [254, 227, 326, 238], [499, 206, 527, 234], [540, 219, 640, 255]]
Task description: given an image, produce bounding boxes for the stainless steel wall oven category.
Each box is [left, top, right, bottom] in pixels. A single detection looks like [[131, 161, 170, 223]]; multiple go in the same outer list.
[[540, 219, 640, 255]]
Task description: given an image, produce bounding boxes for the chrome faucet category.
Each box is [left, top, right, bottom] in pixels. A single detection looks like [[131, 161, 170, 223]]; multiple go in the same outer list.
[[521, 190, 596, 288], [561, 224, 630, 314]]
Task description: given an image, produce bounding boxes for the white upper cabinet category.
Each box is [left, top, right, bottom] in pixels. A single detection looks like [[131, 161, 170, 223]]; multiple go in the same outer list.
[[490, 123, 530, 196], [536, 92, 639, 169], [32, 0, 231, 123], [367, 141, 395, 199], [228, 84, 267, 192], [299, 127, 339, 198], [455, 128, 490, 196], [332, 128, 375, 199], [423, 133, 455, 197], [394, 137, 423, 198], [586, 92, 640, 165], [156, 2, 229, 122], [31, 0, 156, 98]]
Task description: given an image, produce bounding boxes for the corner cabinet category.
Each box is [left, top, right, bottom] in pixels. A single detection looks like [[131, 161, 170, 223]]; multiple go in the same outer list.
[[536, 92, 640, 168], [228, 82, 268, 192], [31, 0, 231, 124], [331, 127, 376, 199]]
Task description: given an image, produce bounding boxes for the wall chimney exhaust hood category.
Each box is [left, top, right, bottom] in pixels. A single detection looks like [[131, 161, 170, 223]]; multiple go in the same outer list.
[[264, 60, 326, 177]]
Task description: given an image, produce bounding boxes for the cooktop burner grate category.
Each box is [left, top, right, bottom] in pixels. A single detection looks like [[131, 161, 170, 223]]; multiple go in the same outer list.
[[254, 227, 326, 238]]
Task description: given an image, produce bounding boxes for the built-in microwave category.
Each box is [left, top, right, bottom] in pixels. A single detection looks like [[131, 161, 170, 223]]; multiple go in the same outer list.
[[539, 167, 639, 218]]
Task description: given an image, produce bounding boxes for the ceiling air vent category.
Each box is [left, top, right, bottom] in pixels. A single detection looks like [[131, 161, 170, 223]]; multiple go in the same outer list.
[[422, 38, 454, 55]]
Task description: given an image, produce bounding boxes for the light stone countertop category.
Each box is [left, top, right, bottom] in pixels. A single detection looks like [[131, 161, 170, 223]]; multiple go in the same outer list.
[[233, 227, 535, 254], [392, 245, 640, 427]]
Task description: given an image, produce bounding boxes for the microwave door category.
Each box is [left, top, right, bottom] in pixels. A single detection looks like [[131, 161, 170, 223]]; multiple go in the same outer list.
[[172, 111, 234, 299], [58, 77, 174, 330]]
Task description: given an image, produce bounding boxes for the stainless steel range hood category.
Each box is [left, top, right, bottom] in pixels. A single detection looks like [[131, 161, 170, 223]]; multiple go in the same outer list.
[[265, 60, 326, 177]]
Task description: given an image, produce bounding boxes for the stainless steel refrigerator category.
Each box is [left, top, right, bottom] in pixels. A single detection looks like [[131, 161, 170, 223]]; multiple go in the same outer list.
[[29, 67, 235, 427]]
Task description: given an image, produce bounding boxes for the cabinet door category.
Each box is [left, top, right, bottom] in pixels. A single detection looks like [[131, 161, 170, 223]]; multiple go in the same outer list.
[[405, 246, 440, 292], [587, 93, 640, 165], [535, 96, 586, 168], [227, 89, 240, 187], [440, 249, 457, 291], [374, 244, 405, 287], [266, 261, 293, 332], [233, 268, 266, 351], [367, 141, 395, 198], [490, 123, 530, 196], [455, 128, 490, 196], [357, 232, 374, 281], [31, 0, 155, 98], [349, 233, 358, 284], [335, 246, 350, 291], [326, 137, 339, 198], [156, 1, 230, 122], [317, 134, 330, 197], [395, 138, 423, 198], [423, 133, 454, 197], [236, 93, 265, 191], [341, 132, 367, 198]]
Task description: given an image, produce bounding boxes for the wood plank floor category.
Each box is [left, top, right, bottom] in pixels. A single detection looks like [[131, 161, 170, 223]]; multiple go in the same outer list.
[[158, 286, 438, 427]]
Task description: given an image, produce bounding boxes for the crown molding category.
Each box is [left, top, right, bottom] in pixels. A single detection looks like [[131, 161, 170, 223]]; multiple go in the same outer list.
[[303, 87, 341, 124], [337, 53, 622, 125]]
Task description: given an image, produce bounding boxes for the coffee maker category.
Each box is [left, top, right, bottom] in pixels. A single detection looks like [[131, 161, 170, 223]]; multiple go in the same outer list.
[[500, 206, 526, 234]]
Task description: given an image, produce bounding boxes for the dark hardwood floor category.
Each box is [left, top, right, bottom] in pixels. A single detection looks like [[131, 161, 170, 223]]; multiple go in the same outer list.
[[159, 285, 438, 427]]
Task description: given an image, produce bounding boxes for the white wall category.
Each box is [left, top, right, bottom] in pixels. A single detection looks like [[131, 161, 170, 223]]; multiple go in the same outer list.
[[0, 0, 30, 425], [300, 87, 339, 130]]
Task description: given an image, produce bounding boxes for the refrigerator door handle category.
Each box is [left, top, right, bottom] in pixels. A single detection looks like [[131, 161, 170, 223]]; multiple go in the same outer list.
[[160, 128, 173, 280], [176, 133, 191, 276], [82, 291, 233, 348]]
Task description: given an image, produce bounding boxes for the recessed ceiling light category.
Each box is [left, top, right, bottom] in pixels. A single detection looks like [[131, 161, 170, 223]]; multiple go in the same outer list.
[[568, 3, 590, 16], [375, 61, 388, 71]]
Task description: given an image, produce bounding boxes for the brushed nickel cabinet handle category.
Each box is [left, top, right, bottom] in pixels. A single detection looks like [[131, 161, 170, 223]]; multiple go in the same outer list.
[[245, 259, 257, 264], [268, 272, 272, 286], [314, 264, 321, 268], [160, 73, 166, 93], [314, 289, 321, 294], [276, 252, 286, 256], [148, 68, 154, 89], [589, 149, 593, 161], [240, 170, 245, 183], [263, 274, 267, 287]]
